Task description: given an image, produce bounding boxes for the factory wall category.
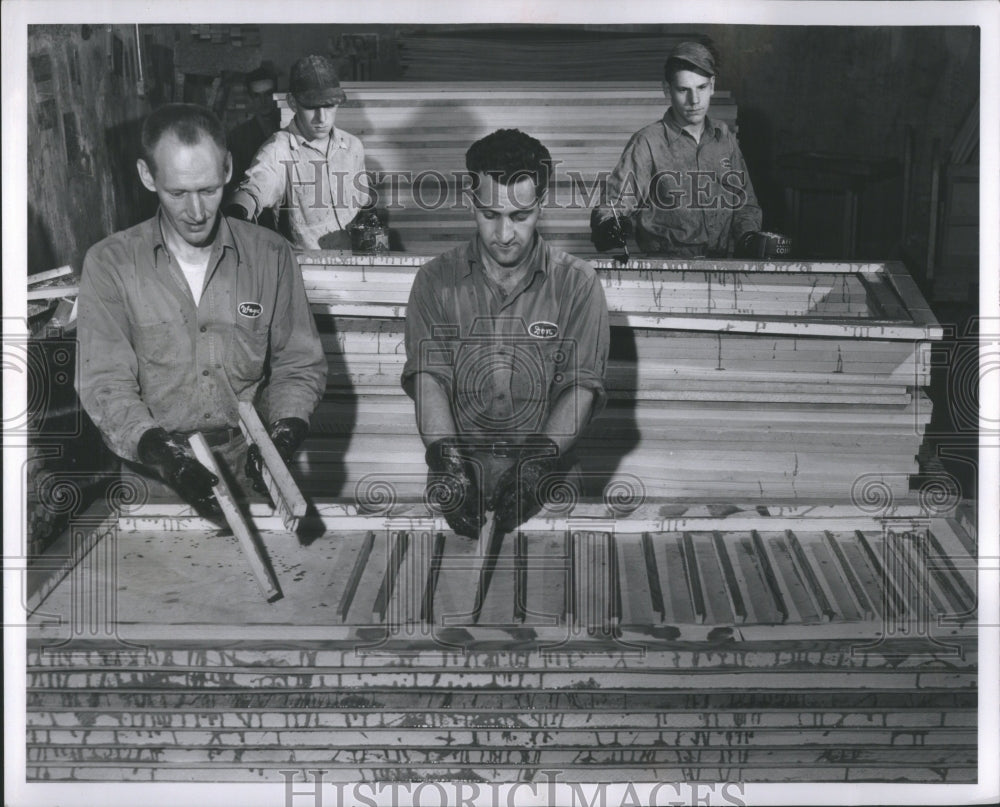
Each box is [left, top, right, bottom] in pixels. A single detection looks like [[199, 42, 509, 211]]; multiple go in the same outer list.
[[26, 24, 177, 278]]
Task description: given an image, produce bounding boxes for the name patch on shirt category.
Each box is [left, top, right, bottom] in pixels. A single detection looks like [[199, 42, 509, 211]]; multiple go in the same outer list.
[[528, 321, 559, 339], [238, 301, 263, 319]]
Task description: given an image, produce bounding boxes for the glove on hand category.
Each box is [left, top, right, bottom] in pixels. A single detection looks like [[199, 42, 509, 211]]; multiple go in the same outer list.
[[491, 435, 561, 534], [424, 438, 483, 539], [246, 417, 309, 496], [137, 427, 222, 520], [735, 230, 793, 259], [590, 215, 630, 253]]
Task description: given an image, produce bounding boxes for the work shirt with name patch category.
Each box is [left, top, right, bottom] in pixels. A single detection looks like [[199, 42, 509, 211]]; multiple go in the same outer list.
[[76, 214, 327, 462], [594, 108, 763, 257], [229, 119, 369, 250], [402, 236, 609, 437]]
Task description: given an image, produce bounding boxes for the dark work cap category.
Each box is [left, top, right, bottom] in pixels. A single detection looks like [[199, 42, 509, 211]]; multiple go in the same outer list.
[[290, 55, 347, 108], [668, 41, 716, 76]]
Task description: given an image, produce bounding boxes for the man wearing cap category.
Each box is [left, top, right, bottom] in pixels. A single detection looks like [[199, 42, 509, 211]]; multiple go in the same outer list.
[[226, 54, 370, 250], [590, 41, 766, 258]]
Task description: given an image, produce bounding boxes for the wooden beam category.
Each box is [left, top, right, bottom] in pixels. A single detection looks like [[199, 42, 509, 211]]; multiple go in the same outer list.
[[236, 402, 307, 531], [27, 265, 73, 285], [187, 433, 281, 602]]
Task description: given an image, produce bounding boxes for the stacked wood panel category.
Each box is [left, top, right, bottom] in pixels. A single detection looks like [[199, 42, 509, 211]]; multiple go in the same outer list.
[[277, 83, 737, 256], [297, 255, 940, 505], [396, 32, 703, 82]]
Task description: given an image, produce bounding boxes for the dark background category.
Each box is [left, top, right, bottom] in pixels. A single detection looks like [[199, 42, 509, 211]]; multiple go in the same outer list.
[[27, 23, 980, 303]]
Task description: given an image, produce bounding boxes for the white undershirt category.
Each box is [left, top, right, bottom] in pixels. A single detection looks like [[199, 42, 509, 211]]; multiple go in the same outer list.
[[175, 253, 210, 305]]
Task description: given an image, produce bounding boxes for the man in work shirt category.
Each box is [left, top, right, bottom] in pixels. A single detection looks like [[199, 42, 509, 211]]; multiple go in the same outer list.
[[590, 41, 766, 258], [403, 129, 610, 538], [77, 103, 327, 517], [226, 54, 370, 250]]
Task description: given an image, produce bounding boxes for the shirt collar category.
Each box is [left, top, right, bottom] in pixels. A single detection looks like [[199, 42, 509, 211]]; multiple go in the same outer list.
[[662, 107, 722, 144], [463, 233, 546, 281], [287, 118, 346, 153], [150, 210, 241, 266]]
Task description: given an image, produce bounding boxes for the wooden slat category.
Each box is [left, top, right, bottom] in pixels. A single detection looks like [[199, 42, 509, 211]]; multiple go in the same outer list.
[[711, 531, 748, 624], [749, 530, 789, 623], [187, 433, 280, 601], [237, 402, 307, 530]]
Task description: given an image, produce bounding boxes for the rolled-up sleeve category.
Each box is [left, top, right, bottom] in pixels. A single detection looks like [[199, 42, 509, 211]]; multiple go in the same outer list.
[[256, 239, 327, 424], [75, 242, 158, 461], [231, 135, 287, 220], [401, 265, 454, 399], [727, 136, 763, 238], [553, 267, 610, 418], [592, 131, 655, 227]]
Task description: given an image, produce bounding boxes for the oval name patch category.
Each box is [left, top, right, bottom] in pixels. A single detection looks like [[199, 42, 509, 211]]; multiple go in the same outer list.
[[238, 301, 263, 318], [528, 321, 559, 339]]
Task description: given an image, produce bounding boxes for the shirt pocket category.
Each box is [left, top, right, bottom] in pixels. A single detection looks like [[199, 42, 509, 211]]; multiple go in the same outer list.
[[134, 319, 188, 395], [227, 318, 269, 393]]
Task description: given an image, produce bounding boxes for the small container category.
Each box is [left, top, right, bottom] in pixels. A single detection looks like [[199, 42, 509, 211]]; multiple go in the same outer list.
[[349, 210, 390, 255]]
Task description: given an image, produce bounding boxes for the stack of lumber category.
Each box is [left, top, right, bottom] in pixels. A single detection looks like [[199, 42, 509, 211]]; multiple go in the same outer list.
[[295, 255, 941, 503], [277, 83, 737, 256], [396, 32, 702, 82], [25, 508, 978, 783]]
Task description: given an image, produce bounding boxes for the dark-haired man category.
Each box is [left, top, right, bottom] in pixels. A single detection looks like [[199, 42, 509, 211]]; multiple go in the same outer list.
[[226, 54, 370, 250], [402, 129, 610, 537], [590, 41, 765, 258], [226, 65, 281, 230], [77, 103, 327, 517]]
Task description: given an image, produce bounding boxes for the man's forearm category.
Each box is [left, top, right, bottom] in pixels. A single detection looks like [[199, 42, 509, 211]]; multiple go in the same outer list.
[[543, 386, 595, 454], [414, 373, 457, 447]]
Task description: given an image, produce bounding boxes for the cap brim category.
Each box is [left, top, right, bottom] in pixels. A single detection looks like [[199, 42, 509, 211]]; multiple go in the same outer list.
[[293, 88, 347, 108], [674, 56, 715, 76]]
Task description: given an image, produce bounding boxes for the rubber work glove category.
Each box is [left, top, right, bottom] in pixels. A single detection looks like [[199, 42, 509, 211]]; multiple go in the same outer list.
[[246, 417, 309, 496], [424, 437, 483, 539], [734, 230, 793, 259], [590, 214, 631, 253], [137, 427, 222, 520], [491, 435, 561, 534]]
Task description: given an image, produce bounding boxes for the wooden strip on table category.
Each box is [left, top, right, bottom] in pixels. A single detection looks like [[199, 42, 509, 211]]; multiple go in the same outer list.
[[187, 433, 280, 602], [374, 530, 409, 624], [237, 402, 307, 529], [711, 531, 748, 624], [336, 531, 375, 622], [925, 526, 977, 618], [641, 532, 666, 622], [420, 532, 447, 624], [854, 529, 907, 621], [749, 530, 789, 623], [680, 532, 708, 625], [785, 530, 837, 621], [522, 531, 568, 627], [809, 535, 865, 621], [614, 533, 655, 627]]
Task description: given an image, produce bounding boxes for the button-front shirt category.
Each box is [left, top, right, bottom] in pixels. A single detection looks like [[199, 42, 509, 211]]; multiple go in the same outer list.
[[595, 108, 763, 257], [76, 214, 327, 462], [402, 236, 610, 437], [230, 119, 370, 250]]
